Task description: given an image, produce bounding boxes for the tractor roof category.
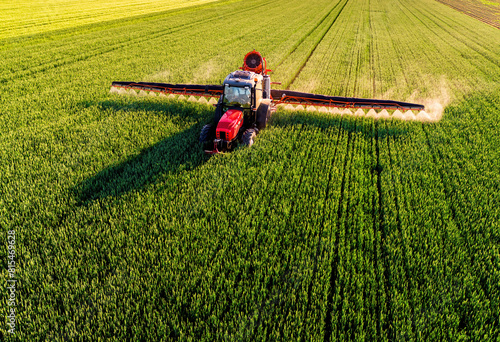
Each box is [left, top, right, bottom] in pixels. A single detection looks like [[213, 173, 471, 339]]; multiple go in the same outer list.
[[224, 70, 262, 88]]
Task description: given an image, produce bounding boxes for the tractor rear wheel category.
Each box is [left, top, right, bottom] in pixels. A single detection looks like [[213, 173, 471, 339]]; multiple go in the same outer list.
[[242, 128, 257, 147], [199, 124, 214, 143], [256, 103, 271, 130]]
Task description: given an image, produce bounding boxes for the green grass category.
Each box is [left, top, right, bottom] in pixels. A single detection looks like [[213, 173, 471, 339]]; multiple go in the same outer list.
[[0, 0, 223, 39], [1, 0, 499, 340]]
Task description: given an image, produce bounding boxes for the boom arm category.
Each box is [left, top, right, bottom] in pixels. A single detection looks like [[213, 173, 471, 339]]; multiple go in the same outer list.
[[111, 81, 223, 98], [271, 89, 424, 111]]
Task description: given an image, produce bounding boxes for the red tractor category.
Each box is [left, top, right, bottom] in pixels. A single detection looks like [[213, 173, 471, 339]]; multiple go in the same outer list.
[[199, 51, 275, 153], [112, 50, 425, 154]]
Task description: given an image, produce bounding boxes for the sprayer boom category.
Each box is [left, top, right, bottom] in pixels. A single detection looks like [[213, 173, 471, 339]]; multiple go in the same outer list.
[[271, 89, 424, 111], [111, 81, 223, 98]]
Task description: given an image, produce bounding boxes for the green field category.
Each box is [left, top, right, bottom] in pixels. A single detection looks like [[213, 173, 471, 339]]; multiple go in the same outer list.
[[1, 0, 499, 340]]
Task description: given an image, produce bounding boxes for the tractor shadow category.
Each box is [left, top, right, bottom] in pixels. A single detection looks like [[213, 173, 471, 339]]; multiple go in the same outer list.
[[74, 99, 213, 205], [74, 102, 410, 205]]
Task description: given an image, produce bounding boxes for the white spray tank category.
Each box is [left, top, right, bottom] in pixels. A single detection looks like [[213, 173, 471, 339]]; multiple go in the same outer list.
[[263, 75, 271, 99]]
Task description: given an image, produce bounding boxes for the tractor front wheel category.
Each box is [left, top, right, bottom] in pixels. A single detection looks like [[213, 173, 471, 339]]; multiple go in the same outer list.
[[199, 124, 214, 143], [242, 128, 257, 147]]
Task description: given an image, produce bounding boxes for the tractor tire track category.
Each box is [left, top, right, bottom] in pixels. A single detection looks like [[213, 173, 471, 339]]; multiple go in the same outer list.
[[205, 160, 276, 324], [386, 123, 416, 339], [338, 118, 367, 340], [214, 124, 305, 336], [323, 119, 356, 342], [360, 117, 380, 339], [421, 125, 460, 229], [313, 5, 353, 96], [249, 124, 317, 340], [418, 123, 486, 333], [273, 0, 345, 70], [200, 125, 300, 328], [380, 8, 410, 88], [368, 120, 381, 339], [274, 125, 336, 340], [336, 121, 360, 341], [373, 120, 394, 340], [344, 2, 368, 97], [300, 117, 344, 342], [285, 0, 350, 90], [368, 0, 377, 96]]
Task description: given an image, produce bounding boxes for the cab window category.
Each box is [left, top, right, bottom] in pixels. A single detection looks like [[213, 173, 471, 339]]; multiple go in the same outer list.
[[223, 85, 251, 107]]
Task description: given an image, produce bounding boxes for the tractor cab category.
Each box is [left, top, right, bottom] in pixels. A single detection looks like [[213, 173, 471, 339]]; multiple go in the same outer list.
[[222, 70, 263, 110]]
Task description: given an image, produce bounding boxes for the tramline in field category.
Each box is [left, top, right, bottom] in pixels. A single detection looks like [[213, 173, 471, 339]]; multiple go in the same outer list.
[[111, 50, 426, 153]]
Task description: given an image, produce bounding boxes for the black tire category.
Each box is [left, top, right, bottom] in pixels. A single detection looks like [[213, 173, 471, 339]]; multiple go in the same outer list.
[[199, 124, 214, 143], [256, 103, 271, 130], [242, 128, 257, 147], [237, 124, 246, 139]]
